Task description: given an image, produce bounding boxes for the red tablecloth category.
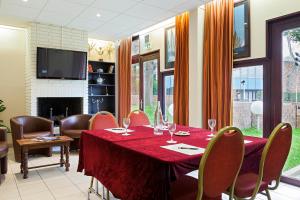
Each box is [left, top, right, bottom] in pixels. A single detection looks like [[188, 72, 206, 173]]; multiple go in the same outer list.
[[78, 126, 267, 200]]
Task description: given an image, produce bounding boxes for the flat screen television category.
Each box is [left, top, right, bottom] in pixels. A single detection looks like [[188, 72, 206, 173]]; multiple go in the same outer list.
[[37, 47, 87, 80]]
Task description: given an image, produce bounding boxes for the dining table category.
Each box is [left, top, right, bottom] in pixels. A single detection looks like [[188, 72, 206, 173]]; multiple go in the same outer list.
[[77, 125, 267, 200]]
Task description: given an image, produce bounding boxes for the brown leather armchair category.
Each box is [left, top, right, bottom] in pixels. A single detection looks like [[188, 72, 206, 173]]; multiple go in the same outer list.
[[60, 114, 92, 150], [0, 127, 8, 183], [10, 116, 54, 162]]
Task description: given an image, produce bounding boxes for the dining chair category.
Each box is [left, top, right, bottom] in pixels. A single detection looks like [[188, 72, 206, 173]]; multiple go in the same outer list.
[[233, 123, 292, 200], [128, 110, 150, 127], [171, 126, 245, 200], [88, 111, 118, 200], [89, 111, 118, 130]]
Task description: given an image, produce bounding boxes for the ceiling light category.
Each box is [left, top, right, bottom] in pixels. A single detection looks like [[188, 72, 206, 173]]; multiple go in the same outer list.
[[96, 13, 101, 18], [22, 0, 28, 2]]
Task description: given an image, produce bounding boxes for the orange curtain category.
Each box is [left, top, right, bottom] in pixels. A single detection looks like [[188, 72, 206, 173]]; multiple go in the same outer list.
[[202, 0, 234, 130], [174, 12, 189, 125], [118, 38, 132, 126]]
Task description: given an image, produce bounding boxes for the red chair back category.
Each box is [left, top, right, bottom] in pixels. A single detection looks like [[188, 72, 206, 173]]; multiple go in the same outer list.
[[89, 111, 118, 130], [262, 123, 292, 183], [198, 127, 244, 199], [128, 110, 150, 127]]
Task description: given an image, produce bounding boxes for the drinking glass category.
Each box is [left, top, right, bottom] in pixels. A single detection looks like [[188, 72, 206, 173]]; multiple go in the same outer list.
[[163, 115, 168, 129], [122, 117, 131, 136], [167, 122, 177, 143], [208, 119, 216, 136]]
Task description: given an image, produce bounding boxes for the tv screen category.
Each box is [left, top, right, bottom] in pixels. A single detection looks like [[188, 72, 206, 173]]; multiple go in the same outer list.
[[37, 47, 87, 80]]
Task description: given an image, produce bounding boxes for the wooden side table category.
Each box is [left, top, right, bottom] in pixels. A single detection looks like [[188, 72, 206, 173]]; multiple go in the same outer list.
[[17, 136, 73, 179]]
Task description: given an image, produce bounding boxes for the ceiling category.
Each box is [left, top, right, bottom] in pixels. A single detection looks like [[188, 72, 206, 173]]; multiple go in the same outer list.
[[0, 0, 209, 40]]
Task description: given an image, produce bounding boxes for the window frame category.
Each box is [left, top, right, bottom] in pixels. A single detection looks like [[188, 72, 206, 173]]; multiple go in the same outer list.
[[161, 70, 174, 118], [233, 58, 270, 137], [233, 0, 251, 59]]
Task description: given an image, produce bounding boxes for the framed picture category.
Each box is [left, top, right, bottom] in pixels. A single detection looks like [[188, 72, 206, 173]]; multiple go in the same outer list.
[[234, 0, 250, 59], [165, 26, 176, 69]]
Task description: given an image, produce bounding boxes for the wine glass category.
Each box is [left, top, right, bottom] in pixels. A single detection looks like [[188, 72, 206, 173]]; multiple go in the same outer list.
[[163, 115, 168, 129], [122, 117, 131, 136], [208, 119, 216, 136], [167, 122, 177, 143]]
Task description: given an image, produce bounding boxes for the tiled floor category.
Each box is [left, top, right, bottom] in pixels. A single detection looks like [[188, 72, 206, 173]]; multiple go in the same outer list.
[[0, 148, 299, 200]]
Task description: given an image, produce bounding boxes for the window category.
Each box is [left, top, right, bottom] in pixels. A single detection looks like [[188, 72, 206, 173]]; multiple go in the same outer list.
[[162, 71, 174, 122], [234, 0, 250, 59], [232, 65, 263, 137], [131, 63, 140, 111]]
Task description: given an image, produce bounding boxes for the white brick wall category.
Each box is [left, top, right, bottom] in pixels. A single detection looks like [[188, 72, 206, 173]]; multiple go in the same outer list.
[[25, 23, 88, 116]]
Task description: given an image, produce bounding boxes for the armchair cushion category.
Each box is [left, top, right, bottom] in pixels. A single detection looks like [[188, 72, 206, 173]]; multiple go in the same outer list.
[[0, 142, 8, 158], [62, 129, 83, 138]]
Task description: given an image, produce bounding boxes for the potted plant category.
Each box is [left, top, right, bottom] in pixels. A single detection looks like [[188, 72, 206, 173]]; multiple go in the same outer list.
[[0, 100, 9, 131]]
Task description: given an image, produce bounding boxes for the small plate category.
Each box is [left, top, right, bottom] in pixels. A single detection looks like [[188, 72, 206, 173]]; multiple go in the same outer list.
[[174, 131, 190, 136]]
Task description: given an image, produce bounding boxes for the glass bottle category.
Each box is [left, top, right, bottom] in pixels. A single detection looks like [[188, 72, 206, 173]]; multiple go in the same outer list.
[[154, 101, 163, 135]]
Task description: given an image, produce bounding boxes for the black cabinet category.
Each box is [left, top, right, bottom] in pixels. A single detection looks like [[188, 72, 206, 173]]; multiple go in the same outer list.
[[88, 61, 116, 115]]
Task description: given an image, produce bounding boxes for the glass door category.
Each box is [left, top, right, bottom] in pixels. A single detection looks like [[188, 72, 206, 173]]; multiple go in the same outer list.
[[139, 51, 160, 124], [281, 27, 300, 182], [268, 13, 300, 186]]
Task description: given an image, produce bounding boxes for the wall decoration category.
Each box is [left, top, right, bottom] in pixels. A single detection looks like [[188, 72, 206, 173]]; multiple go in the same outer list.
[[233, 0, 250, 59], [165, 26, 175, 69]]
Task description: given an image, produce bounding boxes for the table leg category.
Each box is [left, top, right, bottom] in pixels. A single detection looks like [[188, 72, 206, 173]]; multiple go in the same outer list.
[[20, 149, 23, 173], [60, 145, 64, 167], [64, 144, 70, 171], [23, 148, 28, 179]]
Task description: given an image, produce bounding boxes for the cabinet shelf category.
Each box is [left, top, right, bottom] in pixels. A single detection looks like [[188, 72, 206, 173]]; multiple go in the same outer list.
[[89, 84, 115, 86], [89, 95, 115, 97], [88, 72, 115, 75], [88, 60, 116, 115]]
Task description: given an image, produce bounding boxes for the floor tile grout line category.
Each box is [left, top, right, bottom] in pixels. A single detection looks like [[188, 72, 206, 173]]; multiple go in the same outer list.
[[36, 170, 57, 200], [9, 163, 22, 200], [59, 160, 91, 197]]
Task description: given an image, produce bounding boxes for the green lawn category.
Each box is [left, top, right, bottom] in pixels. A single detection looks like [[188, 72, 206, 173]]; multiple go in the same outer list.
[[242, 127, 300, 171]]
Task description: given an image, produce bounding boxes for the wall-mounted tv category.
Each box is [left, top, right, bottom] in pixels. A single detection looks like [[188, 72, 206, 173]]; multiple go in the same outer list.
[[37, 47, 87, 80]]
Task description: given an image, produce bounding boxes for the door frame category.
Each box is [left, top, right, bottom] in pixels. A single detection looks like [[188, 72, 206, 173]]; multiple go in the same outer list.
[[233, 58, 270, 137], [139, 50, 161, 110], [266, 11, 300, 187]]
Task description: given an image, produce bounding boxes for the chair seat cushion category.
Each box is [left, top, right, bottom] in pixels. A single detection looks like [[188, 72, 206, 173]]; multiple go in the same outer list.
[[0, 142, 8, 158], [171, 175, 198, 200], [23, 131, 52, 139], [62, 130, 83, 138], [234, 173, 269, 198]]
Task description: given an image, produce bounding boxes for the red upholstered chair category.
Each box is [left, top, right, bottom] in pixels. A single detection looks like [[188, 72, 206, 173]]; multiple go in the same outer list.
[[89, 111, 118, 130], [128, 110, 150, 127], [233, 123, 292, 200], [88, 111, 118, 200], [171, 126, 245, 200]]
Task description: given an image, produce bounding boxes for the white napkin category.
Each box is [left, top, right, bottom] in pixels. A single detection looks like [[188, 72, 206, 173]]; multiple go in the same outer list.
[[244, 140, 253, 144], [161, 143, 205, 155], [105, 128, 134, 134], [206, 138, 253, 144], [143, 125, 168, 130]]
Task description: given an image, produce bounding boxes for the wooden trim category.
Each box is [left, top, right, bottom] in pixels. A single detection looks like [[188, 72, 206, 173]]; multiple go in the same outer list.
[[233, 57, 269, 68], [161, 70, 174, 116], [266, 11, 300, 186], [233, 57, 271, 138], [233, 0, 251, 59]]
